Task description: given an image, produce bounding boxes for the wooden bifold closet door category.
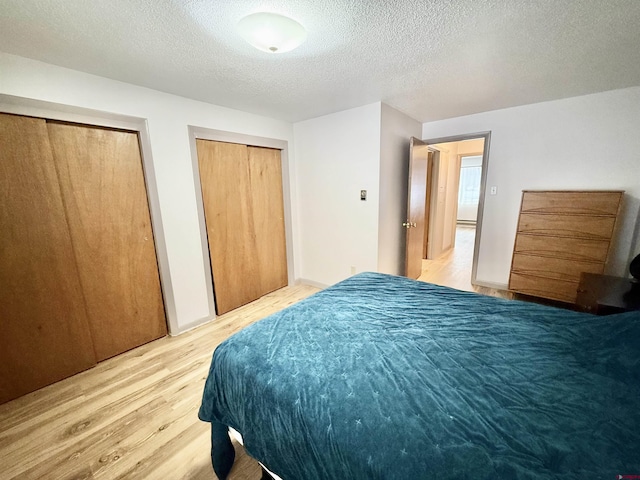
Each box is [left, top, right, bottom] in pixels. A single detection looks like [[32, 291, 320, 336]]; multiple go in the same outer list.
[[196, 139, 288, 315], [47, 121, 167, 361], [0, 113, 167, 404], [0, 114, 96, 404]]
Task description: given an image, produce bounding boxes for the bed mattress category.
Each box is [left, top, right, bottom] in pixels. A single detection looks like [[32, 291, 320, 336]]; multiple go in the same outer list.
[[199, 272, 640, 479]]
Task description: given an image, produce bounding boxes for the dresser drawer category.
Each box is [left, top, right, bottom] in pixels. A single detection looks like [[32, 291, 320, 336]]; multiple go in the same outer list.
[[521, 191, 622, 216], [511, 253, 604, 283], [508, 273, 578, 303], [514, 234, 610, 263], [517, 213, 616, 240]]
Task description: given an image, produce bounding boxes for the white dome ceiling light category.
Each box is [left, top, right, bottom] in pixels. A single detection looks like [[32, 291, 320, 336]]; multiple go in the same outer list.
[[237, 12, 307, 54]]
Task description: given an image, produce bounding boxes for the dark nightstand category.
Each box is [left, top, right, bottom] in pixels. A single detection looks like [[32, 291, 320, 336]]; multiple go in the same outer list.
[[575, 273, 640, 315]]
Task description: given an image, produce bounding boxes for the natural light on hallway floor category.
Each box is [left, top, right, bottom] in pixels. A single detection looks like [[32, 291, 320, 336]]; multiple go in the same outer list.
[[417, 225, 512, 299], [418, 225, 476, 291]]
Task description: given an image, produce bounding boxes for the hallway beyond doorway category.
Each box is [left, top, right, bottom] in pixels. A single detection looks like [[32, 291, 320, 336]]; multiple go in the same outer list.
[[418, 225, 475, 291], [417, 225, 511, 299]]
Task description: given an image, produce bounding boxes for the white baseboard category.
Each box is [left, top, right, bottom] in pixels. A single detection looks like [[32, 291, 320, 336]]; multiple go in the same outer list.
[[472, 279, 509, 291], [168, 314, 215, 336], [296, 278, 330, 289]]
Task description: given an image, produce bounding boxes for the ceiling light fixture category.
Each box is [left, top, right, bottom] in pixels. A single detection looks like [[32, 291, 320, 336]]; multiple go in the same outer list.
[[237, 12, 307, 54]]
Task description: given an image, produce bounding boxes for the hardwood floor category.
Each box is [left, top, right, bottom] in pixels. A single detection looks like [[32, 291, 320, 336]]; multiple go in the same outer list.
[[0, 284, 319, 480], [418, 225, 512, 299], [1, 237, 513, 480]]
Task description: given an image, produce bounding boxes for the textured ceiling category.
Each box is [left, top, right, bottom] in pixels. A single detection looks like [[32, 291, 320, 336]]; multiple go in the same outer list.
[[1, 0, 640, 122]]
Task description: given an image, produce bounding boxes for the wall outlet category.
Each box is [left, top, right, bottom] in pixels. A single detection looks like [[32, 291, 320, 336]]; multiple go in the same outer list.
[[350, 266, 356, 275], [490, 186, 498, 195]]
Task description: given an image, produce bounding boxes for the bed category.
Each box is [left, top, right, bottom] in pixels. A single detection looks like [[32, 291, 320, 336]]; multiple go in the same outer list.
[[199, 272, 640, 479]]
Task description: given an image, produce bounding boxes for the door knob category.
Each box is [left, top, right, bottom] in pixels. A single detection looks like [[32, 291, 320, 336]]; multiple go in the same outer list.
[[402, 222, 417, 228]]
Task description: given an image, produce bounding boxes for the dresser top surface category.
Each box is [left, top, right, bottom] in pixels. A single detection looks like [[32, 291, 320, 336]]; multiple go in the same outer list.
[[521, 190, 624, 193]]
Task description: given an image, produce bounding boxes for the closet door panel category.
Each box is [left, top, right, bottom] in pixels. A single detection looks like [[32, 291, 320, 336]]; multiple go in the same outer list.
[[247, 146, 288, 294], [0, 114, 96, 404], [196, 140, 261, 314], [47, 122, 167, 361], [196, 140, 288, 315]]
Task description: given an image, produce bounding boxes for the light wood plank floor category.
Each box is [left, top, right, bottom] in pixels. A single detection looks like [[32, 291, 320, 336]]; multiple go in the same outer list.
[[0, 284, 319, 480], [2, 239, 512, 480], [418, 225, 511, 299]]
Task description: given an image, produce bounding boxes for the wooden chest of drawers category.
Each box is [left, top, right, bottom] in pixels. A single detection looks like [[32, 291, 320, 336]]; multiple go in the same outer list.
[[508, 190, 623, 304]]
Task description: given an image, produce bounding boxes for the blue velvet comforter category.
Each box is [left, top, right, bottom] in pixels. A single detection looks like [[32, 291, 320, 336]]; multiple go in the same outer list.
[[199, 272, 640, 479]]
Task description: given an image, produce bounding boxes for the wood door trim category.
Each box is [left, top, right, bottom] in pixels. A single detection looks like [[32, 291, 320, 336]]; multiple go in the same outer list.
[[425, 148, 441, 260], [422, 151, 434, 259]]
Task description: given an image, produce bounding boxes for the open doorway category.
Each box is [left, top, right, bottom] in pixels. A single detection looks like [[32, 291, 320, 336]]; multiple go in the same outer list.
[[417, 133, 490, 291]]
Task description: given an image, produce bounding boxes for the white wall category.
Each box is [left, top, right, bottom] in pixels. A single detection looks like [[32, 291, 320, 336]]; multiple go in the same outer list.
[[0, 52, 297, 333], [378, 104, 422, 275], [294, 103, 382, 286], [423, 87, 640, 286], [5, 54, 637, 320]]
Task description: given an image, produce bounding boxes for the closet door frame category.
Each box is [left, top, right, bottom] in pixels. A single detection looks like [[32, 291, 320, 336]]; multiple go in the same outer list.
[[0, 94, 176, 332], [188, 126, 295, 319]]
